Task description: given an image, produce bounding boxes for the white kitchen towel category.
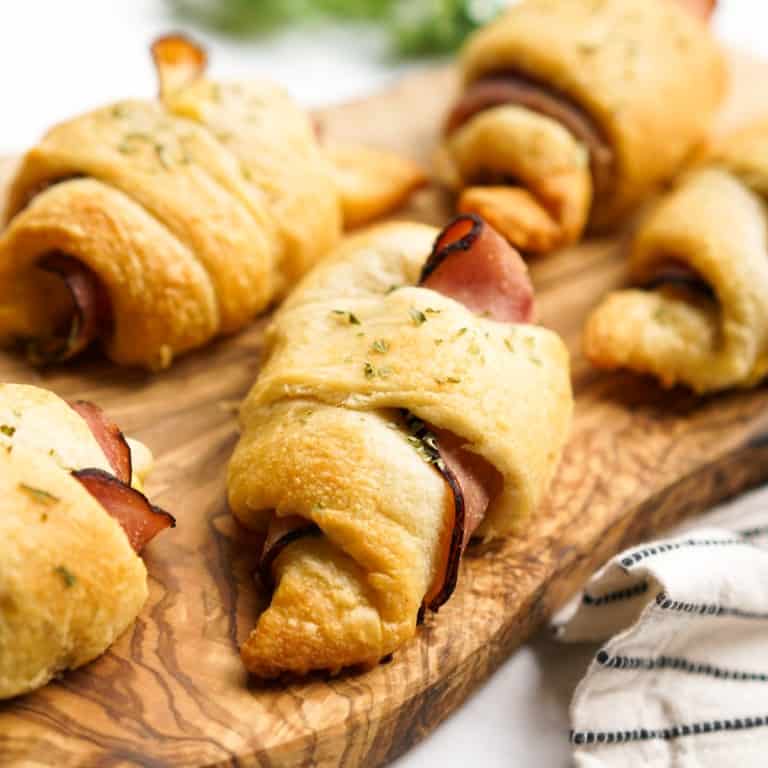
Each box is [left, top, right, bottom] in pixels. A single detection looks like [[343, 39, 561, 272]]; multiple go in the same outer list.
[[557, 519, 768, 768]]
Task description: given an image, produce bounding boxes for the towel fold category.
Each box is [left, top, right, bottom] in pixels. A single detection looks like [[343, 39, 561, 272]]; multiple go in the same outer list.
[[558, 502, 768, 768]]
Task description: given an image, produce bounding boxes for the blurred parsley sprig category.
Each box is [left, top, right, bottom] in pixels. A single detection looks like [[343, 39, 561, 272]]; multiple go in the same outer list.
[[170, 0, 509, 56]]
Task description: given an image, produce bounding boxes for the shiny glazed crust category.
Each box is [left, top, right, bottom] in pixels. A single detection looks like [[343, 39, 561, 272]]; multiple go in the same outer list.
[[228, 222, 573, 677]]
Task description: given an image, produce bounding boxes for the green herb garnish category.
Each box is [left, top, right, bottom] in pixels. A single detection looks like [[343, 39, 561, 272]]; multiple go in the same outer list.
[[371, 339, 390, 354], [332, 309, 361, 325], [405, 413, 446, 470], [0, 425, 15, 437], [363, 362, 392, 379], [53, 565, 76, 588], [155, 143, 172, 169], [124, 131, 153, 143], [409, 307, 427, 326]]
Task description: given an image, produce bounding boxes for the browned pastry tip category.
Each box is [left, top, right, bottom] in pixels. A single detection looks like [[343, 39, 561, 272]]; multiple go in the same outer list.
[[151, 33, 208, 97]]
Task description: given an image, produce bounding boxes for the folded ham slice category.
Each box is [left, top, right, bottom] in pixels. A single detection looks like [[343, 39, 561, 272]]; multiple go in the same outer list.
[[30, 253, 111, 364], [259, 514, 319, 586], [69, 400, 132, 483], [422, 213, 534, 323], [445, 74, 614, 204], [641, 260, 714, 298], [73, 468, 175, 553], [419, 215, 521, 609], [69, 399, 173, 552]]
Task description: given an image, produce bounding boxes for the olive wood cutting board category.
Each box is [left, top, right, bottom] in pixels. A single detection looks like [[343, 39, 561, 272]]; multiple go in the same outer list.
[[1, 50, 768, 768]]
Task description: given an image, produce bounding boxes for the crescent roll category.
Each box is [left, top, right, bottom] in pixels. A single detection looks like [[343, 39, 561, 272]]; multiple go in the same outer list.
[[0, 383, 172, 699], [436, 0, 725, 254], [585, 121, 768, 394], [0, 36, 424, 369], [228, 216, 572, 677]]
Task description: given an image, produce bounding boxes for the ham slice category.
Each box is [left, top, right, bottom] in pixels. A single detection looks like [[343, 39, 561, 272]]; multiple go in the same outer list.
[[445, 74, 614, 203], [259, 515, 320, 586], [642, 260, 714, 298], [69, 399, 172, 552], [73, 468, 175, 553], [69, 400, 132, 483], [421, 213, 534, 323], [405, 415, 502, 612], [418, 217, 516, 610], [30, 253, 111, 364]]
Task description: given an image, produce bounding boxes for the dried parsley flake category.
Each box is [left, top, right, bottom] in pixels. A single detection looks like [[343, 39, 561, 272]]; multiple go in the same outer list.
[[409, 307, 427, 326], [331, 310, 361, 325], [54, 565, 76, 588]]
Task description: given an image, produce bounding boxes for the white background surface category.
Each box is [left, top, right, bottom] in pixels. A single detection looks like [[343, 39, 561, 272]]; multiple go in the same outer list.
[[1, 2, 767, 766]]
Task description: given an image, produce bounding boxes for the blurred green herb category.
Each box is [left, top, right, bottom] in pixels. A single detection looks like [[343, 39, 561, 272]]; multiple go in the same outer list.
[[170, 0, 508, 56]]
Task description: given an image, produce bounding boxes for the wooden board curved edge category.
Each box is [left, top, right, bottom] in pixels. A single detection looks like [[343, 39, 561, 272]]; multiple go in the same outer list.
[[1, 49, 768, 768]]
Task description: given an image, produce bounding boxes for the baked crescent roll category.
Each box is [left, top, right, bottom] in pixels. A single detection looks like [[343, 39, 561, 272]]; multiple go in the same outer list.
[[436, 0, 725, 254], [0, 383, 172, 699], [0, 36, 425, 370], [585, 120, 768, 394], [228, 216, 572, 677]]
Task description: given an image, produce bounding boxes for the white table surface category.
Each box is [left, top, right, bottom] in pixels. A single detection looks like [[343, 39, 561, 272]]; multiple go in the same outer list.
[[2, 2, 767, 766]]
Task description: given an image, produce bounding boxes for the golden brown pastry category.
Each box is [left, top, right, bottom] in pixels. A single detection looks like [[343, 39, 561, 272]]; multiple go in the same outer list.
[[0, 36, 425, 369], [228, 215, 572, 677], [436, 0, 725, 255], [585, 120, 768, 394], [0, 383, 172, 699]]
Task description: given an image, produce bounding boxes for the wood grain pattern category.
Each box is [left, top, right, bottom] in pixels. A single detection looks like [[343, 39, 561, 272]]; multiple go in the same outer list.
[[2, 50, 768, 768]]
